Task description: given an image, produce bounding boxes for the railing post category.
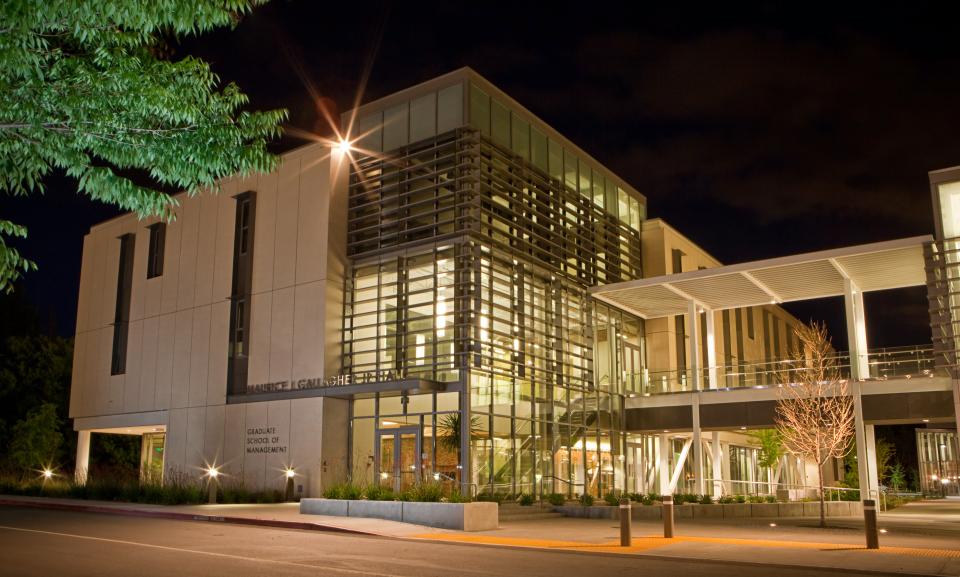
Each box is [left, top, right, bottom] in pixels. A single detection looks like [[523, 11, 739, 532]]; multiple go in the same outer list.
[[662, 495, 674, 538], [863, 499, 880, 549], [620, 498, 632, 546]]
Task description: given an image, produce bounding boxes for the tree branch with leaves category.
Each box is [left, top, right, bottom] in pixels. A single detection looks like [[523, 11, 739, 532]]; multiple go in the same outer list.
[[0, 0, 287, 292]]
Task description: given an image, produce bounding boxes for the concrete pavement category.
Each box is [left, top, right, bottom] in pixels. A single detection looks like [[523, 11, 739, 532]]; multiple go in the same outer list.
[[2, 495, 959, 575], [0, 507, 932, 577]]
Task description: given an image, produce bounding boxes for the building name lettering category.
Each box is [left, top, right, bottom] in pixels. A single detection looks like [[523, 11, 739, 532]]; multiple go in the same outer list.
[[245, 426, 287, 454], [245, 370, 402, 395]]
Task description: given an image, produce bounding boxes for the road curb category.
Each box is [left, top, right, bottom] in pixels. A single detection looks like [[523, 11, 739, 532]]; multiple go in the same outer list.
[[0, 497, 375, 536]]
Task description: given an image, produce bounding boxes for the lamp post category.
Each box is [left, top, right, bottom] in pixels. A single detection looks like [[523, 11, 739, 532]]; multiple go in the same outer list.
[[284, 468, 296, 501], [206, 466, 220, 504]]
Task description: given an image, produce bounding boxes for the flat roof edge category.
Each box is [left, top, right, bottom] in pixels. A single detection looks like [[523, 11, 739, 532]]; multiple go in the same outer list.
[[591, 234, 933, 295]]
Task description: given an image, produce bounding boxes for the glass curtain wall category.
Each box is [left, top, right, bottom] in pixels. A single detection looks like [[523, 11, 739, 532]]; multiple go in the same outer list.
[[345, 87, 646, 499]]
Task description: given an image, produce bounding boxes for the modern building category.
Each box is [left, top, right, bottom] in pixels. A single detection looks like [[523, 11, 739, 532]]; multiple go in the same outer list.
[[69, 68, 958, 500]]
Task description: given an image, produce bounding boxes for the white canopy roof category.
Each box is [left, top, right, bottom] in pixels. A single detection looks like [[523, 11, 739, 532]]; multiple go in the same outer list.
[[590, 236, 931, 319]]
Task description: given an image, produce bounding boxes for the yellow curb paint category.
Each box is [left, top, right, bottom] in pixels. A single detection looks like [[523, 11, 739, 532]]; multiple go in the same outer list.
[[411, 533, 960, 560]]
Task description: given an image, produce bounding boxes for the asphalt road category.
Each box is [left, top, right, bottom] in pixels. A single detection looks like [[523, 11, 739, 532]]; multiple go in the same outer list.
[[0, 507, 910, 577]]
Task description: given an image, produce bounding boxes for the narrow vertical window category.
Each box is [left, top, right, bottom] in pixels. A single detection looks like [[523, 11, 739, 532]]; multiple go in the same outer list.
[[228, 192, 256, 395], [671, 249, 684, 274], [146, 223, 165, 278], [111, 233, 135, 375], [746, 306, 755, 340]]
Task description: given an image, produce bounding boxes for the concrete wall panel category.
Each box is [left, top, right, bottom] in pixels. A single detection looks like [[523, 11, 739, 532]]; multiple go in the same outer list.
[[251, 171, 276, 294], [159, 207, 182, 315], [138, 315, 159, 412], [274, 157, 300, 289], [193, 192, 218, 307], [207, 300, 230, 405], [154, 313, 175, 410], [188, 305, 211, 407], [170, 309, 194, 408], [269, 286, 294, 383], [175, 197, 200, 311]]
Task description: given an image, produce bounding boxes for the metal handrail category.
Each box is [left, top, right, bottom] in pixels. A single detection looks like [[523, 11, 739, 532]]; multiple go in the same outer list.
[[538, 475, 586, 496], [701, 477, 861, 501], [634, 344, 942, 396]]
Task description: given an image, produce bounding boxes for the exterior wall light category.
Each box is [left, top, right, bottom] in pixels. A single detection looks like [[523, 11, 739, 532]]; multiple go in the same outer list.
[[43, 469, 54, 479], [284, 468, 296, 501], [205, 466, 220, 504], [336, 139, 352, 154]]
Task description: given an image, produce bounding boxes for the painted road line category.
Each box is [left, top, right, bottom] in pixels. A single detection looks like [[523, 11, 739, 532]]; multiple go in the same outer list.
[[0, 524, 403, 577]]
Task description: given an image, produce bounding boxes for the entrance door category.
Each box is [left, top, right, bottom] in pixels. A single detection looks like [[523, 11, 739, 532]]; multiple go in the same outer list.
[[140, 432, 165, 483], [378, 427, 421, 493]]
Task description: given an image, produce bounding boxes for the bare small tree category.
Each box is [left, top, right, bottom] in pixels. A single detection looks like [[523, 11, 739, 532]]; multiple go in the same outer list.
[[775, 322, 855, 528]]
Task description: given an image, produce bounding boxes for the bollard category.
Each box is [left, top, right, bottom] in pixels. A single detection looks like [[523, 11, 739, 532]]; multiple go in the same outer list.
[[208, 480, 217, 504], [285, 476, 295, 501], [662, 494, 674, 538], [619, 498, 632, 546], [863, 499, 879, 549]]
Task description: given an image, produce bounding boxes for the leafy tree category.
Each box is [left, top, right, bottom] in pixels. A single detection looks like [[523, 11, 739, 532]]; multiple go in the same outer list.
[[0, 333, 73, 470], [0, 0, 286, 292], [8, 403, 64, 476], [747, 429, 785, 469], [437, 413, 481, 454], [888, 462, 906, 491], [843, 437, 895, 488]]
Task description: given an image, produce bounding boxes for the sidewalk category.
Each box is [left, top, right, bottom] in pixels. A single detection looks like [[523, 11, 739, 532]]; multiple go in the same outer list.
[[0, 494, 444, 537], [3, 495, 959, 575], [418, 511, 960, 576]]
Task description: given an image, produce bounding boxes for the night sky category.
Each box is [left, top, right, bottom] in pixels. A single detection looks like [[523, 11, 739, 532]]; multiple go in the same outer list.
[[4, 1, 959, 350]]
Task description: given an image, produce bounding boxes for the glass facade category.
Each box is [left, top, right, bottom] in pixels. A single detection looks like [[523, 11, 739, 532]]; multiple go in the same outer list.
[[343, 82, 647, 498]]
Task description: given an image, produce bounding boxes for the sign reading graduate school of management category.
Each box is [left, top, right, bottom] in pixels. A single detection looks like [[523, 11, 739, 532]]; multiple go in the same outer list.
[[245, 426, 287, 455], [245, 370, 404, 394]]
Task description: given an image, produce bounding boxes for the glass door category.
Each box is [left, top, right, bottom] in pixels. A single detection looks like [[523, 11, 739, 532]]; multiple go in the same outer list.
[[377, 426, 422, 493], [140, 432, 165, 483]]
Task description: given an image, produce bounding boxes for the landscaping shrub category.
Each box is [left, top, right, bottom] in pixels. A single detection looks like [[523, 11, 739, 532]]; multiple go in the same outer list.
[[476, 492, 504, 504], [698, 494, 713, 505], [718, 495, 735, 504], [400, 481, 443, 502], [764, 495, 777, 503], [546, 493, 565, 506], [748, 495, 764, 504], [603, 492, 620, 506], [578, 493, 594, 506], [363, 484, 394, 501], [445, 490, 469, 503], [518, 493, 535, 506], [735, 495, 746, 503]]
